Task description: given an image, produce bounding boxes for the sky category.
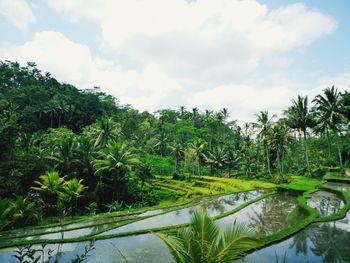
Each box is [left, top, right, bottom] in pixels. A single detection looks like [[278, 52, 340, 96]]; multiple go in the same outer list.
[[0, 0, 349, 123]]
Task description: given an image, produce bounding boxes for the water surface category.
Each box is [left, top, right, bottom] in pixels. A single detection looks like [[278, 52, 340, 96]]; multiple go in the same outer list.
[[307, 190, 344, 217], [239, 211, 350, 263], [216, 191, 301, 236], [98, 190, 268, 236]]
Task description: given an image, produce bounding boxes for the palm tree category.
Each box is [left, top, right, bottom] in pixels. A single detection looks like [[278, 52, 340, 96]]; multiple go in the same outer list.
[[31, 171, 66, 216], [157, 211, 259, 263], [92, 141, 140, 202], [154, 132, 169, 157], [12, 196, 41, 227], [0, 198, 14, 230], [47, 136, 78, 176], [179, 106, 187, 119], [220, 108, 229, 123], [269, 120, 292, 174], [203, 147, 228, 176], [313, 86, 344, 166], [188, 138, 206, 175], [253, 111, 275, 176], [170, 141, 184, 173], [64, 178, 86, 217], [94, 117, 118, 148], [226, 148, 240, 177], [285, 96, 314, 172], [341, 91, 350, 121]]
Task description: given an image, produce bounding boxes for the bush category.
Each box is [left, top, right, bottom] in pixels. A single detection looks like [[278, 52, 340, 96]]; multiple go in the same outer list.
[[85, 202, 98, 215], [172, 172, 182, 180], [272, 174, 291, 184], [309, 166, 341, 178]]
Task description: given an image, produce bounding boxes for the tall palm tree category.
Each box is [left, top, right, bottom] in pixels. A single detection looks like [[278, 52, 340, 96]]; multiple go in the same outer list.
[[179, 106, 187, 119], [226, 148, 240, 177], [154, 132, 169, 157], [220, 108, 229, 123], [92, 141, 140, 202], [157, 211, 259, 263], [284, 96, 314, 172], [269, 120, 292, 174], [313, 86, 344, 166], [94, 117, 118, 148], [64, 178, 86, 217], [47, 136, 78, 176], [341, 91, 350, 121], [170, 141, 184, 173], [203, 147, 228, 176], [188, 138, 206, 175], [31, 171, 66, 215], [253, 111, 275, 176]]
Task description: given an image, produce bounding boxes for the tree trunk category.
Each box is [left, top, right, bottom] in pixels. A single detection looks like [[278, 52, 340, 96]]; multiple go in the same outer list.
[[335, 132, 343, 167], [265, 144, 272, 177], [50, 112, 53, 128], [325, 128, 331, 157], [303, 132, 310, 172], [256, 140, 261, 173]]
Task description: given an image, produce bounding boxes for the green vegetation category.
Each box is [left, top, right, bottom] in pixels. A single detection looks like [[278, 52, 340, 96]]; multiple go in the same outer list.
[[0, 60, 349, 239], [157, 211, 259, 263]]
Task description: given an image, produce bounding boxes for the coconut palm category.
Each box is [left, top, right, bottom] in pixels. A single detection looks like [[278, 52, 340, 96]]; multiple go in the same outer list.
[[188, 138, 206, 175], [31, 171, 66, 215], [269, 120, 292, 174], [313, 86, 344, 166], [94, 116, 118, 148], [64, 178, 86, 217], [253, 111, 275, 176], [203, 147, 228, 176], [46, 136, 78, 176], [154, 133, 169, 157], [341, 91, 350, 121], [12, 196, 41, 227], [284, 96, 314, 172], [92, 140, 140, 201], [170, 141, 184, 173], [157, 211, 259, 263]]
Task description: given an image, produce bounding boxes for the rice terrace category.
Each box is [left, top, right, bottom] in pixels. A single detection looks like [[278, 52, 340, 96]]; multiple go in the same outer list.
[[0, 0, 350, 262]]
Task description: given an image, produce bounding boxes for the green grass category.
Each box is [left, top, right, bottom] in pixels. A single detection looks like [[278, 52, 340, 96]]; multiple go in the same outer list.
[[279, 176, 323, 191]]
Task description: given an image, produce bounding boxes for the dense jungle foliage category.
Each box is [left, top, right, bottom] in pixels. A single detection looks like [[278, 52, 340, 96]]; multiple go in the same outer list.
[[0, 61, 349, 230]]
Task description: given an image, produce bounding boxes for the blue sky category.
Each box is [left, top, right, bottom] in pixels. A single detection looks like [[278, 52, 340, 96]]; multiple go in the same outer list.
[[0, 0, 349, 123]]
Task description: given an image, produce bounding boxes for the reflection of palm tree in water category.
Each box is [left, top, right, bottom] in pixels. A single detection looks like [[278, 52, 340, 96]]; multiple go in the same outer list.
[[321, 196, 341, 217], [285, 219, 350, 263], [247, 194, 297, 235], [289, 227, 309, 255], [309, 221, 350, 263]]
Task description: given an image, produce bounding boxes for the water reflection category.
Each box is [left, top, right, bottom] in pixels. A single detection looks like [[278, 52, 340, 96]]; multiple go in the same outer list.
[[98, 190, 268, 236], [326, 182, 350, 195], [216, 192, 300, 236], [240, 208, 350, 262], [307, 190, 344, 217]]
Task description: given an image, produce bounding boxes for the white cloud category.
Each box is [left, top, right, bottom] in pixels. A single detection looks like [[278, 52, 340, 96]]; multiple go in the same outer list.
[[0, 31, 181, 111], [0, 1, 344, 123], [0, 0, 36, 30], [187, 83, 296, 123], [42, 0, 336, 85]]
